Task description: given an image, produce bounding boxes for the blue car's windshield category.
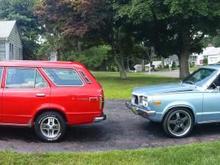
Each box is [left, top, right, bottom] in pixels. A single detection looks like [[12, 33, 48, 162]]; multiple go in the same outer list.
[[183, 68, 216, 86]]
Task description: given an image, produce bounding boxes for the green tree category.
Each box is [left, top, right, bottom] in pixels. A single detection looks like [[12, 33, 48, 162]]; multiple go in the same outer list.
[[212, 36, 220, 47], [0, 0, 42, 59], [35, 0, 137, 79], [35, 0, 109, 49], [203, 57, 208, 66], [65, 45, 111, 70], [118, 0, 220, 78], [203, 34, 220, 47]]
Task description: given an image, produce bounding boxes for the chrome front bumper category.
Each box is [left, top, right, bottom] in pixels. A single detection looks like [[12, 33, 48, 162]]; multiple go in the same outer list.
[[125, 101, 156, 118], [94, 114, 107, 122]]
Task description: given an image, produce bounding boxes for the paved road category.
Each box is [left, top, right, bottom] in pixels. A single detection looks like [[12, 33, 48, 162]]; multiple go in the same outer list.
[[1, 100, 220, 152], [145, 70, 180, 78]]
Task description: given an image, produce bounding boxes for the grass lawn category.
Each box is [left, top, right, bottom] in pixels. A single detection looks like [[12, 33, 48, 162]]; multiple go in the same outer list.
[[2, 141, 220, 165], [93, 72, 178, 99]]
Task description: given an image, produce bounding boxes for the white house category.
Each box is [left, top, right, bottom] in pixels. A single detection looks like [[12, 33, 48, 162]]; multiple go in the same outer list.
[[134, 64, 143, 72], [164, 55, 179, 66], [190, 46, 220, 65], [145, 61, 162, 69], [134, 61, 163, 72], [0, 20, 23, 61]]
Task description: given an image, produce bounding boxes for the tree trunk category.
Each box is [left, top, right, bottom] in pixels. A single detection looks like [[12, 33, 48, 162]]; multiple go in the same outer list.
[[142, 60, 145, 72], [126, 57, 130, 72], [178, 52, 190, 79], [178, 31, 191, 79], [114, 55, 127, 79]]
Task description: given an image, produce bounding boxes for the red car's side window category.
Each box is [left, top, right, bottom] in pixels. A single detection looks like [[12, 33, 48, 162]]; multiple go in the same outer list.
[[5, 67, 48, 89]]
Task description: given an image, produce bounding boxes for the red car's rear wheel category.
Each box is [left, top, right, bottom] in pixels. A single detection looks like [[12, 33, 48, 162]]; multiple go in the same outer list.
[[34, 111, 66, 142]]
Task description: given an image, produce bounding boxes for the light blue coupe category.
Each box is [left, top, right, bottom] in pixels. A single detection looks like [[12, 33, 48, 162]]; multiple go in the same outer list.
[[126, 65, 220, 138]]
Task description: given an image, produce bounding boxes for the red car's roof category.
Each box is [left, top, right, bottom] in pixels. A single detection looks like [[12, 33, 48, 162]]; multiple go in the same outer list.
[[0, 60, 85, 69]]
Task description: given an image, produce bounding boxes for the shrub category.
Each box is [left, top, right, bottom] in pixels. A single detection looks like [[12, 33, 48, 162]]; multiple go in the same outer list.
[[203, 57, 208, 65]]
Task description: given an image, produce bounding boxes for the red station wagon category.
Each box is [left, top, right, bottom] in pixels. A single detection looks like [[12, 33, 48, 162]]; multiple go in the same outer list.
[[0, 61, 106, 142]]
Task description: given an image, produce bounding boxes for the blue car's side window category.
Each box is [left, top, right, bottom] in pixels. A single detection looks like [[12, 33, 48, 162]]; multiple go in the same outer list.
[[209, 74, 220, 89]]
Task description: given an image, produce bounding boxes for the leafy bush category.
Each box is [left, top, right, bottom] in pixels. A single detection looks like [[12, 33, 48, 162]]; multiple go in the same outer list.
[[172, 61, 177, 70], [203, 57, 208, 65], [66, 45, 112, 70], [190, 62, 195, 68]]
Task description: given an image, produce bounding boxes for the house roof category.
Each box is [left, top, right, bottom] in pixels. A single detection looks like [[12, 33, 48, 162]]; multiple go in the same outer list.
[[0, 20, 16, 40], [192, 46, 220, 57], [202, 46, 220, 56]]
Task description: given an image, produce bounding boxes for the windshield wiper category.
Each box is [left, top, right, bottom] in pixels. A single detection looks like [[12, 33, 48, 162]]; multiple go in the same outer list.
[[184, 80, 195, 85]]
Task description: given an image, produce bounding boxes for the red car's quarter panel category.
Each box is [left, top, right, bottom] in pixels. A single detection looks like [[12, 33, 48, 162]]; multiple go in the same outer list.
[[50, 85, 101, 125], [0, 88, 3, 123]]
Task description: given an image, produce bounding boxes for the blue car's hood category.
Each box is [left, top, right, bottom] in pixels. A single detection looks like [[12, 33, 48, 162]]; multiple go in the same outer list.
[[133, 83, 196, 96]]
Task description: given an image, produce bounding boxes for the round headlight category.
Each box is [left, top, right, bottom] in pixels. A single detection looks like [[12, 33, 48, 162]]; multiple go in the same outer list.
[[143, 100, 148, 107], [141, 96, 148, 107], [143, 96, 148, 101]]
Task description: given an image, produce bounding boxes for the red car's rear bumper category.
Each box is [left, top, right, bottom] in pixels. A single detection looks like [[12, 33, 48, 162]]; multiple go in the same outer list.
[[94, 114, 107, 122]]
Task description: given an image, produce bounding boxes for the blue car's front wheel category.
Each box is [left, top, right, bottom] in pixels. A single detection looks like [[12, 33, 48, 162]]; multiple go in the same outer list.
[[163, 108, 194, 138]]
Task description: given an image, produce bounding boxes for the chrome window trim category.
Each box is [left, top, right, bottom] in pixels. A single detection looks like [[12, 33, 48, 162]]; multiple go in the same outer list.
[[78, 70, 92, 84], [42, 68, 84, 87], [34, 69, 49, 88]]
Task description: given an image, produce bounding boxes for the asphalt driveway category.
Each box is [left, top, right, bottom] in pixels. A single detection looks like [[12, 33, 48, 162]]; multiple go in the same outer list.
[[1, 100, 220, 152]]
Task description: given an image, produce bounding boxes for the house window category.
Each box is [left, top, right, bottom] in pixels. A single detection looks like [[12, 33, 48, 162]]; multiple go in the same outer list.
[[199, 60, 203, 65], [19, 48, 22, 59], [9, 43, 14, 60], [0, 41, 5, 60]]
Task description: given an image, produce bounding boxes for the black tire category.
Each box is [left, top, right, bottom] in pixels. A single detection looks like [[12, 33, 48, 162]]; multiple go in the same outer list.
[[34, 111, 66, 142], [162, 108, 194, 138]]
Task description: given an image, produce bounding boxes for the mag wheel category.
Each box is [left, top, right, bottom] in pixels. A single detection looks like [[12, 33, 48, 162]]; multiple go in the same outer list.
[[163, 108, 193, 138], [34, 112, 66, 142]]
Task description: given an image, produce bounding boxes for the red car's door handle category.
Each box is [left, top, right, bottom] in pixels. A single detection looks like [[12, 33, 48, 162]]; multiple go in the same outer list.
[[36, 93, 46, 97]]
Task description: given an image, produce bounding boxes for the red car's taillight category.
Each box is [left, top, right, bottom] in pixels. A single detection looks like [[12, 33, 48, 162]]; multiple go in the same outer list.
[[99, 96, 104, 110]]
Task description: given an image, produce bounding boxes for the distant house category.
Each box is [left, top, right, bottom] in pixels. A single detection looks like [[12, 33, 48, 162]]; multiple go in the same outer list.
[[134, 61, 163, 72], [145, 61, 163, 69], [133, 64, 143, 72], [190, 46, 220, 65], [164, 55, 179, 66], [0, 20, 23, 61]]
